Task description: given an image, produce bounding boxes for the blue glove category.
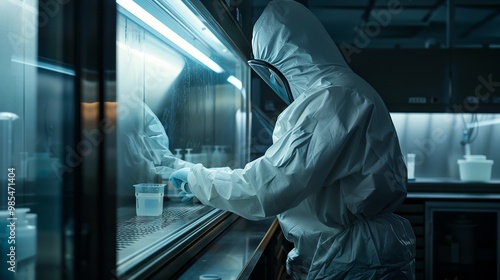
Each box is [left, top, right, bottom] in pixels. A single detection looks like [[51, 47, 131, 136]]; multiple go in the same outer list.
[[169, 168, 195, 203]]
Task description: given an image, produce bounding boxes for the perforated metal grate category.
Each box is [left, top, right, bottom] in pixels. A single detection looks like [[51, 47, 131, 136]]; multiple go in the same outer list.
[[116, 204, 206, 251]]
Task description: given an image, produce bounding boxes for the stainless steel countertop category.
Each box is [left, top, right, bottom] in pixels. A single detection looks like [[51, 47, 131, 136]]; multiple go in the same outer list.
[[177, 217, 276, 280], [408, 177, 500, 185], [407, 177, 500, 196]]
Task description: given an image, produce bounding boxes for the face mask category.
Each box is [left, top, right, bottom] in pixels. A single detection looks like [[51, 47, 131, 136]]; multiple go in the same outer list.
[[269, 73, 291, 104], [248, 59, 294, 105]]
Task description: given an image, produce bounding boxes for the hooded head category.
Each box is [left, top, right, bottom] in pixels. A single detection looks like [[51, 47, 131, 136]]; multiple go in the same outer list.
[[251, 0, 349, 103]]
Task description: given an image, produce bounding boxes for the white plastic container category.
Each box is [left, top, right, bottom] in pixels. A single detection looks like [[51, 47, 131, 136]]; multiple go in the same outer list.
[[457, 155, 494, 182], [134, 184, 165, 216]]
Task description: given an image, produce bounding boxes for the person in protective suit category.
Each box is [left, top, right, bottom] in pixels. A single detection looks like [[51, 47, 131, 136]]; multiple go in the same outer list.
[[170, 0, 416, 278]]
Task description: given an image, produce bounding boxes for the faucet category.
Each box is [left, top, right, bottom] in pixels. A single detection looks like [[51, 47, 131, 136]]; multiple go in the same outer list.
[[461, 128, 471, 156]]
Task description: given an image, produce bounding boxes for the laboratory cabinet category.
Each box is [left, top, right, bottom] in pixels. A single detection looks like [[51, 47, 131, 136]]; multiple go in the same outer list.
[[348, 49, 451, 112], [425, 201, 500, 279], [347, 48, 500, 113], [395, 181, 500, 280], [0, 0, 263, 279], [450, 49, 500, 113], [341, 0, 500, 113]]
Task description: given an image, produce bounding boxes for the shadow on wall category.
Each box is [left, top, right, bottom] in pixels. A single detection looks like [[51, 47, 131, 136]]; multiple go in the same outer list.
[[391, 113, 500, 180]]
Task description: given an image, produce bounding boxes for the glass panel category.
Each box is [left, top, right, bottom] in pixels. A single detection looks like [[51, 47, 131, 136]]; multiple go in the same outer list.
[[1, 0, 74, 279], [115, 0, 249, 273]]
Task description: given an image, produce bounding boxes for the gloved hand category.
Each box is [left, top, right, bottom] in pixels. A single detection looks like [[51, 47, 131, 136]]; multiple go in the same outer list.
[[169, 168, 195, 203]]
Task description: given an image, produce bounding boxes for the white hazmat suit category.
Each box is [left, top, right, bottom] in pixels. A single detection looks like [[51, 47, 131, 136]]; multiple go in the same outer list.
[[182, 0, 416, 278]]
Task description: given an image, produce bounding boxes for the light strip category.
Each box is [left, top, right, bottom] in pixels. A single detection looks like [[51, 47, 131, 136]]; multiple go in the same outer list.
[[116, 0, 224, 73], [166, 0, 227, 54], [467, 118, 500, 129], [227, 75, 242, 90]]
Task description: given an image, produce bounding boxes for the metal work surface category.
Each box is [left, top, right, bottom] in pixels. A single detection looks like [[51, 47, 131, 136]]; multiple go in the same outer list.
[[117, 203, 206, 250], [176, 217, 276, 280], [116, 202, 212, 264]]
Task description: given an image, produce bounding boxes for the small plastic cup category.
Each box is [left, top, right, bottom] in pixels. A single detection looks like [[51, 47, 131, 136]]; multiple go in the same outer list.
[[133, 183, 165, 216]]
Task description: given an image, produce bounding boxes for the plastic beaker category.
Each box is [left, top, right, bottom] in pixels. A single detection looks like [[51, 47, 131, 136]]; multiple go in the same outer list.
[[133, 183, 165, 216]]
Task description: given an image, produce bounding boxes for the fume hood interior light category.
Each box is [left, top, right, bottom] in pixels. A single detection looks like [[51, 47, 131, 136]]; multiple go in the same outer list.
[[165, 0, 228, 55], [227, 75, 242, 90], [116, 0, 224, 73]]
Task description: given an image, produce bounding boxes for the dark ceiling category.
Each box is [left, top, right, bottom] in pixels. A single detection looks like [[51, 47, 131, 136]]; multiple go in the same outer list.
[[250, 0, 500, 48]]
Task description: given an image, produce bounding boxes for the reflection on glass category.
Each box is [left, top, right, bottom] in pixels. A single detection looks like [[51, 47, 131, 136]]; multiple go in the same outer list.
[[115, 0, 249, 273], [1, 0, 74, 279]]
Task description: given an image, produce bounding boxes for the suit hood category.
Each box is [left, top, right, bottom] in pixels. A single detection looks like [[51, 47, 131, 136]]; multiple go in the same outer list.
[[252, 0, 350, 100]]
